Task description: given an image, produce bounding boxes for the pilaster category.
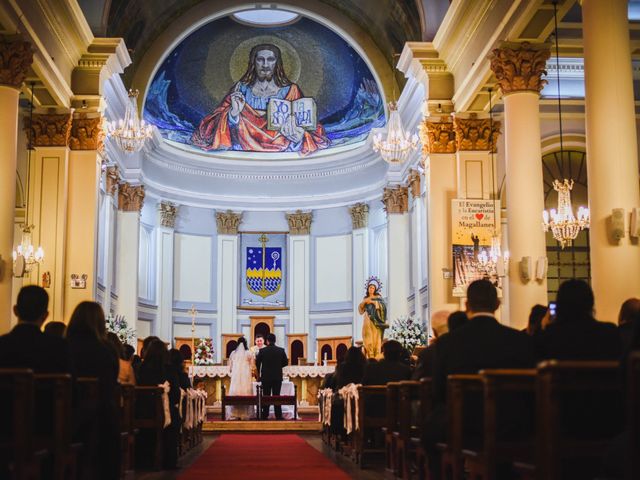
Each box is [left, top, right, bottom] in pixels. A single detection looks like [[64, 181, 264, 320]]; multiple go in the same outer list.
[[383, 186, 410, 320], [155, 201, 178, 342], [287, 211, 312, 334], [349, 203, 369, 340]]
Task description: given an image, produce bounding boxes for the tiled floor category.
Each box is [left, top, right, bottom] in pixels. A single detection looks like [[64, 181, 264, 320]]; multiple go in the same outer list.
[[133, 433, 387, 480]]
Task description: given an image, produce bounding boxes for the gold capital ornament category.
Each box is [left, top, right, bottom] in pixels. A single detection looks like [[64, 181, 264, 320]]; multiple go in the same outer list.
[[382, 186, 409, 214], [490, 42, 551, 95]]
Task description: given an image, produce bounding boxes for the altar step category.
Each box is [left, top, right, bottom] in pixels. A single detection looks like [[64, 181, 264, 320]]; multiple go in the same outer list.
[[203, 419, 322, 432]]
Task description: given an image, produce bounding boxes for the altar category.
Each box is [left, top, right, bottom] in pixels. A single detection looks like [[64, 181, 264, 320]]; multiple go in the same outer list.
[[189, 365, 334, 408]]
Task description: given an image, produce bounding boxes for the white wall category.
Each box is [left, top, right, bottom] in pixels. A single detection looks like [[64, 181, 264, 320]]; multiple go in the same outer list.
[[315, 235, 352, 304], [174, 323, 210, 338], [174, 233, 213, 303]]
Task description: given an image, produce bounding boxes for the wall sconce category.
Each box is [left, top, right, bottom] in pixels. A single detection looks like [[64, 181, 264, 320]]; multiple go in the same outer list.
[[630, 208, 640, 238], [442, 267, 453, 279], [610, 208, 626, 240], [519, 256, 532, 282], [536, 256, 548, 281]]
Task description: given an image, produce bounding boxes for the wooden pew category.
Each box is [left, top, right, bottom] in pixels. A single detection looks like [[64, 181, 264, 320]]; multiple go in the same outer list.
[[394, 380, 422, 480], [73, 377, 99, 479], [438, 374, 483, 480], [383, 382, 402, 473], [513, 361, 623, 480], [117, 384, 136, 476], [463, 369, 536, 480], [33, 373, 80, 480], [221, 385, 259, 420], [133, 386, 165, 470], [0, 369, 43, 480], [260, 384, 298, 420], [410, 377, 433, 480], [629, 352, 640, 480], [354, 385, 387, 469]]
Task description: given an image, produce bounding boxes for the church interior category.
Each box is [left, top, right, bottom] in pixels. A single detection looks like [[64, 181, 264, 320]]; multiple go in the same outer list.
[[1, 0, 639, 478]]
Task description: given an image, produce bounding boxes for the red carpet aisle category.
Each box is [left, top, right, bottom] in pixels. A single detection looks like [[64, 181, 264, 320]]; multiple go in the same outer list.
[[179, 434, 351, 479]]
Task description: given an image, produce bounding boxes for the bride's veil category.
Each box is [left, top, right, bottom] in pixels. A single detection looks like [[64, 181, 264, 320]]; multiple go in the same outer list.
[[229, 340, 251, 395]]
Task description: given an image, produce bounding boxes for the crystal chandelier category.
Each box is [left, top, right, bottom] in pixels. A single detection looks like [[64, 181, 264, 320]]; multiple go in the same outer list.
[[372, 101, 419, 164], [543, 179, 589, 248], [541, 1, 590, 249], [13, 83, 44, 278], [105, 89, 153, 153]]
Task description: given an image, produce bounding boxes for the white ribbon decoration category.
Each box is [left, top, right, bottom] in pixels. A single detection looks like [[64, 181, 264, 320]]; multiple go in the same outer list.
[[159, 381, 171, 428]]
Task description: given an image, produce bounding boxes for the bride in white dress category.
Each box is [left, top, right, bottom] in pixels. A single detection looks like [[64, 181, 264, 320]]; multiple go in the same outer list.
[[227, 336, 255, 420]]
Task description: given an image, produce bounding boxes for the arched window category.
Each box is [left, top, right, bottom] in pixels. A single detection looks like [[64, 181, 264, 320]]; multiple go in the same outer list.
[[542, 149, 590, 298]]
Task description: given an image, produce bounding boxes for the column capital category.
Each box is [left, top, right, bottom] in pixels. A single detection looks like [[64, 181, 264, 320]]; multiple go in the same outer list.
[[215, 210, 243, 234], [26, 113, 73, 147], [453, 114, 501, 151], [419, 116, 456, 154], [0, 39, 33, 88], [158, 201, 178, 228], [408, 170, 421, 198], [286, 210, 313, 235], [382, 186, 409, 214], [69, 114, 104, 151], [490, 42, 550, 95], [105, 166, 120, 196], [349, 203, 369, 230], [118, 183, 144, 212]]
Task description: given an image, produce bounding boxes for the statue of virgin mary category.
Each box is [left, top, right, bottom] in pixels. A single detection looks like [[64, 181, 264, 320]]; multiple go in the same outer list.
[[358, 277, 388, 358]]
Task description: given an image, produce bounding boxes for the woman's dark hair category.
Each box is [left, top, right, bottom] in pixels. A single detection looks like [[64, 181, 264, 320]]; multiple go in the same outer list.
[[168, 348, 184, 369], [556, 279, 595, 322], [382, 340, 404, 362], [336, 347, 366, 387], [123, 344, 136, 361], [66, 301, 107, 339], [527, 304, 548, 335], [447, 311, 468, 332], [237, 336, 248, 350], [141, 336, 160, 359], [43, 321, 66, 338], [106, 332, 125, 360], [143, 339, 167, 371]]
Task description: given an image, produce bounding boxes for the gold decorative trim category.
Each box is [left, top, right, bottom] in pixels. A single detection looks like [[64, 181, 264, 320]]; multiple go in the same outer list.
[[118, 183, 145, 212], [382, 186, 409, 214], [70, 114, 104, 151], [0, 40, 33, 87], [286, 210, 313, 235], [26, 113, 73, 147], [453, 115, 501, 151], [490, 42, 550, 95], [408, 170, 421, 198], [349, 203, 369, 230], [216, 210, 242, 235], [419, 117, 456, 154]]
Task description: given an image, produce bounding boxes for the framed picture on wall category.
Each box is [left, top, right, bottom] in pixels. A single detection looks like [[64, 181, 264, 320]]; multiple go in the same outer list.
[[238, 232, 288, 309]]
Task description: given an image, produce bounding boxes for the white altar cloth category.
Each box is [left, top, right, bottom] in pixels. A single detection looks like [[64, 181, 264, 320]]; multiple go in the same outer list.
[[190, 365, 334, 378]]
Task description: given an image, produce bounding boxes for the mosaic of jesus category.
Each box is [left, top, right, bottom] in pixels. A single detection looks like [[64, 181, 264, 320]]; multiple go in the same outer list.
[[143, 16, 385, 157]]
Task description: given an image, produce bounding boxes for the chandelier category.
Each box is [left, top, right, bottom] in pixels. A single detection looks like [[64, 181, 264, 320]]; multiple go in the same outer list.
[[13, 82, 44, 278], [541, 1, 590, 248], [543, 179, 589, 248], [105, 89, 153, 153], [372, 101, 418, 164]]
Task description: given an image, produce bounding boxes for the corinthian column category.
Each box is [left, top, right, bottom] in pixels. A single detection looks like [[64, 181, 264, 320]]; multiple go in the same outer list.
[[156, 201, 178, 343], [349, 203, 369, 340], [490, 42, 550, 328], [115, 183, 144, 336], [383, 186, 410, 320], [286, 210, 312, 334], [0, 39, 32, 332], [582, 0, 640, 322], [64, 115, 104, 319], [101, 166, 119, 314]]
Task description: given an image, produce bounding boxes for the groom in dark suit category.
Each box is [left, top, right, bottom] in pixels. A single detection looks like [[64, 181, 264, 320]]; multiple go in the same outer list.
[[256, 333, 288, 420]]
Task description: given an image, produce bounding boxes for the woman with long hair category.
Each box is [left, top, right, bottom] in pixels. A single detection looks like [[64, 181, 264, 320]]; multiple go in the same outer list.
[[66, 301, 120, 480], [106, 332, 136, 385]]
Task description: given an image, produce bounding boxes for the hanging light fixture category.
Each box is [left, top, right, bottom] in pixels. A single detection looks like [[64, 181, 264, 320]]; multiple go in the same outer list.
[[542, 1, 590, 248], [105, 89, 153, 153], [13, 82, 44, 278], [372, 101, 419, 164], [473, 88, 509, 278]]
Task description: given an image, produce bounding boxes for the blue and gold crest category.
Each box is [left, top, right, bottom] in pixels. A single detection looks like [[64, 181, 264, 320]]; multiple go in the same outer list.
[[246, 234, 282, 298]]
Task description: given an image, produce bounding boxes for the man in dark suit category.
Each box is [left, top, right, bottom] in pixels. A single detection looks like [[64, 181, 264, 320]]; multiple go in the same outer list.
[[0, 285, 71, 373], [256, 333, 288, 419]]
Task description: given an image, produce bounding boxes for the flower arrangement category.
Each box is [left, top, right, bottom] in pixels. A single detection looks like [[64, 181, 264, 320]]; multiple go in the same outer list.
[[194, 338, 215, 365], [388, 315, 427, 353], [105, 313, 136, 346]]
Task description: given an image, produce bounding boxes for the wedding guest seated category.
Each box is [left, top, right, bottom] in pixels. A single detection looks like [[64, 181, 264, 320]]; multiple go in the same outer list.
[[424, 280, 534, 478], [526, 304, 548, 336], [413, 310, 468, 380], [66, 301, 120, 480], [137, 339, 180, 469], [106, 332, 136, 385], [43, 320, 66, 338], [0, 285, 71, 373], [330, 346, 367, 434], [169, 348, 191, 390], [618, 297, 640, 352], [362, 340, 411, 386], [193, 377, 206, 391], [536, 279, 621, 361]]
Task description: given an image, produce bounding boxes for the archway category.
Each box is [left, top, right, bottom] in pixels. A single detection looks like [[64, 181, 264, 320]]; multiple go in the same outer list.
[[290, 340, 304, 365]]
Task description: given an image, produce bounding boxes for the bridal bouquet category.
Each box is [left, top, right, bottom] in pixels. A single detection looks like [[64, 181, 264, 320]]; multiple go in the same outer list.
[[105, 313, 136, 346], [194, 338, 215, 365], [388, 315, 427, 353]]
